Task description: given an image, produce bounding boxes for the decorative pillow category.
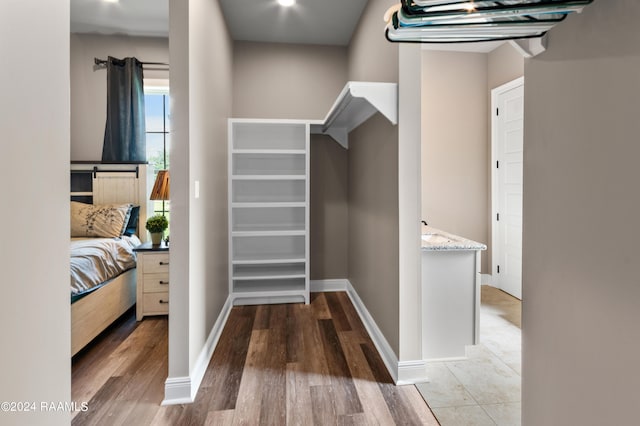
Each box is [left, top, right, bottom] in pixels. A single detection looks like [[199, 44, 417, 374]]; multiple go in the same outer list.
[[71, 202, 133, 238], [123, 205, 140, 236]]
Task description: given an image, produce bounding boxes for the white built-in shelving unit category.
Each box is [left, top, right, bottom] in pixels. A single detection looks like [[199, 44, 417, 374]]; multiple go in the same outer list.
[[227, 83, 398, 305], [228, 119, 310, 305]]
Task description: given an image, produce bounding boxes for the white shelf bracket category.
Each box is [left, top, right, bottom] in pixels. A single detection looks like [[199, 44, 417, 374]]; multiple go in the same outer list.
[[317, 82, 399, 149], [350, 83, 398, 126], [323, 127, 349, 149], [509, 34, 548, 58]]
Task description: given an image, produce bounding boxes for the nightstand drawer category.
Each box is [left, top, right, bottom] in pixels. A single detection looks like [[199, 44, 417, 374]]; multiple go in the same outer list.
[[142, 292, 169, 315], [142, 254, 170, 274], [143, 273, 170, 293], [134, 243, 170, 321]]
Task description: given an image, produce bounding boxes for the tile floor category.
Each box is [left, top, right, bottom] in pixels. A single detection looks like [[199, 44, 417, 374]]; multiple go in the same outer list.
[[416, 285, 522, 426]]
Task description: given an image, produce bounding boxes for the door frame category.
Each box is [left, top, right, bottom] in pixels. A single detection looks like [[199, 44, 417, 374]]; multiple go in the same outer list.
[[491, 76, 524, 296]]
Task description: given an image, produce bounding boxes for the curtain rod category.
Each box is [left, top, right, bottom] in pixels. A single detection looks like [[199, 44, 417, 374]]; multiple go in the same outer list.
[[94, 57, 169, 68]]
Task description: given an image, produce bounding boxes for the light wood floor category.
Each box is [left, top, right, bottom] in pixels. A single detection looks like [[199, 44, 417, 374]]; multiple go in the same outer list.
[[72, 292, 439, 425]]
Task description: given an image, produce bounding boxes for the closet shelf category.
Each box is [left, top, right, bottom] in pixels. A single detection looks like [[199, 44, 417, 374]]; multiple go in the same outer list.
[[232, 202, 306, 208], [232, 149, 306, 155], [232, 230, 306, 237], [231, 175, 306, 180], [310, 81, 398, 149], [233, 274, 307, 281], [232, 287, 307, 298], [232, 258, 306, 265]]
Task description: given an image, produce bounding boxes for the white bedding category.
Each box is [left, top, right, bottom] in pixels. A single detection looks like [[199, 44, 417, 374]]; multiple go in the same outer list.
[[70, 235, 141, 298]]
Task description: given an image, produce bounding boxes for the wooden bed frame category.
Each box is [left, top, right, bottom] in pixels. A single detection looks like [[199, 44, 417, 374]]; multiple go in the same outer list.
[[71, 270, 136, 355], [70, 163, 152, 356]]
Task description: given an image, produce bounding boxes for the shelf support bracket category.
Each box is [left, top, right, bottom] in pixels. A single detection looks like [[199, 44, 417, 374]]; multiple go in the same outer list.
[[316, 82, 399, 149], [509, 35, 548, 58], [350, 83, 398, 126], [323, 127, 349, 149]]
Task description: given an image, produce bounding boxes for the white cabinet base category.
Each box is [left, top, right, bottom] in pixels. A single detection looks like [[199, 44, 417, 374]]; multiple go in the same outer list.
[[421, 250, 481, 360]]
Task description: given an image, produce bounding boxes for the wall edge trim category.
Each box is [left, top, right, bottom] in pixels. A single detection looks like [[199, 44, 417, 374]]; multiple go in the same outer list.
[[343, 280, 400, 384], [162, 295, 234, 405]]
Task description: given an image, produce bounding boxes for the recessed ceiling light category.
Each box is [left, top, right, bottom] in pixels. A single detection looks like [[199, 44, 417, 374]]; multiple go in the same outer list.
[[104, 0, 119, 3], [463, 2, 477, 12], [278, 0, 295, 7]]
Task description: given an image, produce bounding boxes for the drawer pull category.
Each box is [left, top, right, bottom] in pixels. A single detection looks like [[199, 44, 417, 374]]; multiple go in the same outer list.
[[159, 261, 169, 266], [159, 280, 169, 285], [159, 300, 169, 304]]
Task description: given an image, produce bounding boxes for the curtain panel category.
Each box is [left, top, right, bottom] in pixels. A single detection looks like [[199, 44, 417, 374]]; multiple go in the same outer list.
[[102, 56, 146, 163]]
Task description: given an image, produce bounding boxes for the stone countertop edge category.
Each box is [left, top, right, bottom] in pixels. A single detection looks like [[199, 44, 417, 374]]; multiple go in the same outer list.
[[421, 226, 487, 251]]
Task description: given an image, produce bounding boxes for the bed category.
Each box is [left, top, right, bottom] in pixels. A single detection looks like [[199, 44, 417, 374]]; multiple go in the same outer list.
[[70, 164, 152, 356]]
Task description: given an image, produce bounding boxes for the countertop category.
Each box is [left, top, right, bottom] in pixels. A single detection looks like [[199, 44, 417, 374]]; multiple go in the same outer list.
[[421, 226, 487, 251]]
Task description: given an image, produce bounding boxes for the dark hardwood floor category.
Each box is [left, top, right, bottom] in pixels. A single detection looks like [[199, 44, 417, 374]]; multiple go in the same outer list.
[[72, 292, 438, 425]]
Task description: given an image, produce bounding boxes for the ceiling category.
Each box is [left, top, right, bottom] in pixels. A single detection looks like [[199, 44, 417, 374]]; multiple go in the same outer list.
[[219, 0, 368, 46], [70, 0, 169, 37], [70, 0, 368, 46]]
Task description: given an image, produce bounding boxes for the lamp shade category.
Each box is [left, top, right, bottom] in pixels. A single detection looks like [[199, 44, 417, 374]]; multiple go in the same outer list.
[[150, 170, 170, 200]]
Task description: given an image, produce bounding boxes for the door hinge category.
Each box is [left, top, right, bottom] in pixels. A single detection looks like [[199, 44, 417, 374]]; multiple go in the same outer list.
[[496, 108, 499, 116], [496, 161, 499, 169], [497, 213, 500, 221], [497, 265, 500, 274]]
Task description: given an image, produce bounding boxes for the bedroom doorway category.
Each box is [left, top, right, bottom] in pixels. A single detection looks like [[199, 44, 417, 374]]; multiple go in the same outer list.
[[491, 77, 524, 300]]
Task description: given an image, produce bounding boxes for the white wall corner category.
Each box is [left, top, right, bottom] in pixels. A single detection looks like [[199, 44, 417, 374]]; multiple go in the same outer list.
[[397, 360, 429, 385], [398, 42, 424, 370], [162, 295, 234, 405], [161, 376, 192, 405]]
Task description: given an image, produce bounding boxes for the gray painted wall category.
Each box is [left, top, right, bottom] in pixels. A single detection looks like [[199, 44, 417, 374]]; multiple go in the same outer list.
[[347, 0, 401, 356], [348, 114, 400, 355], [70, 34, 169, 161], [348, 0, 398, 83], [0, 1, 71, 425], [523, 1, 640, 424], [488, 43, 524, 90], [168, 0, 233, 383], [232, 41, 347, 120], [310, 135, 349, 280]]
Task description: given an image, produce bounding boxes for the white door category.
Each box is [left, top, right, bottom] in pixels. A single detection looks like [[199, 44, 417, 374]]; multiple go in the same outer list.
[[492, 78, 524, 300]]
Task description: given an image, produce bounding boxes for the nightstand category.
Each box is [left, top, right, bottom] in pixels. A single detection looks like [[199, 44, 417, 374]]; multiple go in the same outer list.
[[134, 242, 169, 321]]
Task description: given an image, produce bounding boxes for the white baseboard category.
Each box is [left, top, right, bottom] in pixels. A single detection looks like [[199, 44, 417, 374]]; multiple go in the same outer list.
[[398, 360, 429, 385], [310, 279, 349, 292], [162, 295, 234, 405], [342, 280, 400, 384], [481, 274, 493, 286], [162, 377, 192, 405], [314, 278, 428, 385]]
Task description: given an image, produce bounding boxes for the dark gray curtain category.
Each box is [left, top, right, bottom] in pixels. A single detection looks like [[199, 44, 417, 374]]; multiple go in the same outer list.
[[102, 56, 146, 162]]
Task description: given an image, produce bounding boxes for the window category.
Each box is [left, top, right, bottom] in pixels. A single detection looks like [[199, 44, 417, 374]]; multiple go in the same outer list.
[[144, 83, 170, 225]]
